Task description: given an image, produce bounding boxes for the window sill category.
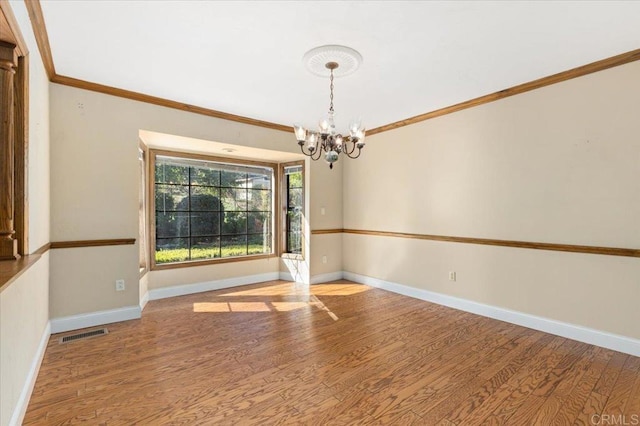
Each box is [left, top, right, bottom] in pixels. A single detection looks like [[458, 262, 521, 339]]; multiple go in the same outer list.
[[151, 253, 278, 271], [0, 254, 42, 294], [281, 253, 304, 261]]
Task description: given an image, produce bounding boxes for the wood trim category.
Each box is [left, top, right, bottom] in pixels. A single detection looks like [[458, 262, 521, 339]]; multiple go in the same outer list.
[[20, 0, 640, 138], [0, 40, 19, 260], [14, 54, 28, 255], [152, 253, 278, 270], [368, 48, 640, 135], [151, 148, 279, 170], [280, 160, 305, 257], [33, 242, 50, 255], [149, 149, 280, 271], [52, 74, 291, 133], [0, 242, 49, 293], [50, 239, 136, 249], [22, 0, 292, 133], [311, 228, 343, 235], [23, 0, 55, 79], [342, 228, 640, 258], [0, 0, 28, 56], [0, 252, 40, 292]]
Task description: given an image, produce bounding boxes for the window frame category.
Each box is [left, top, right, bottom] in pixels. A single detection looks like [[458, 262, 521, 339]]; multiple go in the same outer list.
[[138, 141, 149, 275], [149, 149, 280, 270], [280, 160, 305, 260]]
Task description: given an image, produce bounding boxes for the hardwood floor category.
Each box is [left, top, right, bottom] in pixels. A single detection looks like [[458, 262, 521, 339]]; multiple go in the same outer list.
[[24, 280, 640, 425]]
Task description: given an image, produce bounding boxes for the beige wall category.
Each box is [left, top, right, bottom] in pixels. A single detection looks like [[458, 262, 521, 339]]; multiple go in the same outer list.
[[148, 258, 280, 290], [50, 83, 344, 316], [343, 61, 640, 339], [1, 2, 51, 424], [0, 254, 50, 426]]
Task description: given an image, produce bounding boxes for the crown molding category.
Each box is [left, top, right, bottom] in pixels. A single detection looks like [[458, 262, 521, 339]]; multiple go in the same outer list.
[[50, 74, 291, 133], [367, 48, 640, 135], [21, 0, 640, 136], [23, 0, 53, 77]]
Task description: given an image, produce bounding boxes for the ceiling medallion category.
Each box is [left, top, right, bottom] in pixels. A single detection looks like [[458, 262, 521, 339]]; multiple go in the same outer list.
[[294, 45, 366, 169]]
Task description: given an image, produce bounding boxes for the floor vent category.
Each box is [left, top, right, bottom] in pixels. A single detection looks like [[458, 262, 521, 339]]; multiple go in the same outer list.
[[59, 328, 109, 344]]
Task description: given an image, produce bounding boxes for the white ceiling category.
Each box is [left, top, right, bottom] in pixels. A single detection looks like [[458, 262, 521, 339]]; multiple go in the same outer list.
[[41, 1, 640, 131]]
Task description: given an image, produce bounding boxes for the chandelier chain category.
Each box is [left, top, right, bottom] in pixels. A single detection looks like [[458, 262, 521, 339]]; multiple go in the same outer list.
[[329, 69, 334, 113]]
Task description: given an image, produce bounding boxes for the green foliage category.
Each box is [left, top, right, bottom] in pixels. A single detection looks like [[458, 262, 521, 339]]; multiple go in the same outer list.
[[288, 171, 303, 189], [156, 244, 267, 264]]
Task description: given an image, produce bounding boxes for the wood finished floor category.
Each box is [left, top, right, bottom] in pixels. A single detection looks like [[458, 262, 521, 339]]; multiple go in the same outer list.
[[25, 280, 640, 425]]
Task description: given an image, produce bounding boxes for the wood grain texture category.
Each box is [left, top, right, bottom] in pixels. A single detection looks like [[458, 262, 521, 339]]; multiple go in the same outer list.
[[52, 74, 291, 133], [0, 40, 18, 260], [0, 0, 27, 55], [311, 228, 344, 235], [14, 54, 28, 255], [0, 242, 49, 292], [368, 48, 640, 135], [23, 280, 640, 425], [343, 228, 640, 258], [50, 238, 136, 249], [22, 0, 55, 79]]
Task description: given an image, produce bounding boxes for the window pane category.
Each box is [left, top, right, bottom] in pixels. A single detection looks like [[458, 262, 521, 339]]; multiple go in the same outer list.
[[191, 237, 220, 260], [156, 238, 189, 263], [248, 212, 270, 234], [154, 155, 274, 264], [248, 233, 271, 254], [190, 212, 220, 236], [220, 187, 247, 211], [287, 210, 302, 233], [287, 232, 302, 254], [155, 163, 188, 184], [288, 187, 303, 207], [190, 187, 221, 211], [221, 235, 247, 258], [156, 212, 190, 238], [221, 171, 247, 188], [248, 173, 271, 189], [248, 189, 270, 211], [222, 212, 247, 235], [155, 184, 188, 212], [190, 166, 220, 186], [287, 171, 303, 189]]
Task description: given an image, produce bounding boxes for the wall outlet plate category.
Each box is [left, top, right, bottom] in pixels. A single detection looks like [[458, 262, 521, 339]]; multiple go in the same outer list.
[[115, 279, 125, 291]]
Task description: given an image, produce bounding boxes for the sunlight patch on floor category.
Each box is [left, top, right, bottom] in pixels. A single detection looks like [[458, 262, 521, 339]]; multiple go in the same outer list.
[[193, 281, 369, 319]]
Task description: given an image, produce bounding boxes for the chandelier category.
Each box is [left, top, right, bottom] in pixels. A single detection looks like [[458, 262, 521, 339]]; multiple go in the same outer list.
[[293, 45, 366, 169]]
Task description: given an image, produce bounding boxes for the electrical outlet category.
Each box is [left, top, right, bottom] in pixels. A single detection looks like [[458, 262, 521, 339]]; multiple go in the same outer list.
[[448, 272, 456, 282], [322, 255, 327, 264], [115, 279, 125, 291]]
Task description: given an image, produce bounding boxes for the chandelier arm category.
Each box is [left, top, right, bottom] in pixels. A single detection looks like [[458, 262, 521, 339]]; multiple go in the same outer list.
[[343, 147, 362, 159], [342, 139, 357, 156], [299, 144, 313, 157], [311, 146, 323, 161]]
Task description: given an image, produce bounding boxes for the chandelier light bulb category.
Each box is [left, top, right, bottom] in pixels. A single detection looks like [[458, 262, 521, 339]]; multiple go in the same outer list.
[[294, 123, 307, 143]]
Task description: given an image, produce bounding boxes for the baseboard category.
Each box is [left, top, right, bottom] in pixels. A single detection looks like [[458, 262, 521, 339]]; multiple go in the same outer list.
[[140, 291, 149, 311], [50, 306, 141, 334], [279, 271, 294, 282], [148, 272, 281, 301], [310, 271, 345, 284], [10, 321, 51, 426], [343, 271, 640, 357]]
